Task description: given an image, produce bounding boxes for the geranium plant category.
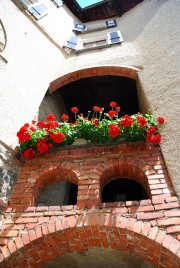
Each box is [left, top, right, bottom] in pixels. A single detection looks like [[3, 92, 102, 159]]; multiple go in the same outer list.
[[17, 102, 165, 159]]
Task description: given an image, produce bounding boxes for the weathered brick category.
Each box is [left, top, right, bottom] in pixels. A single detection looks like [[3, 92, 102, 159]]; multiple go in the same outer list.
[[7, 241, 17, 254], [22, 233, 30, 245], [129, 205, 154, 213], [1, 245, 10, 258], [164, 211, 180, 217], [169, 239, 180, 254], [0, 230, 18, 237], [112, 208, 128, 214], [166, 225, 180, 234], [157, 218, 180, 227], [155, 202, 180, 211], [162, 235, 174, 249], [137, 213, 164, 220]]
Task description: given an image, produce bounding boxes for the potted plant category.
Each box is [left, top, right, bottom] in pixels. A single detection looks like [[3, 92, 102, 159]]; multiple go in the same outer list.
[[17, 101, 165, 159]]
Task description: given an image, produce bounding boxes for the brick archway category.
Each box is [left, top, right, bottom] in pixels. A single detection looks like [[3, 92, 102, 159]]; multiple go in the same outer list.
[[1, 214, 179, 268], [32, 163, 80, 206], [8, 144, 176, 209], [49, 65, 139, 93], [99, 157, 152, 199], [2, 143, 180, 268], [9, 162, 82, 208]]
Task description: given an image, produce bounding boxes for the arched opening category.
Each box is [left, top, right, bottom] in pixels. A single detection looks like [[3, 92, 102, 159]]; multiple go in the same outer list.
[[1, 215, 179, 267], [102, 178, 148, 203], [58, 76, 139, 117], [37, 181, 78, 206]]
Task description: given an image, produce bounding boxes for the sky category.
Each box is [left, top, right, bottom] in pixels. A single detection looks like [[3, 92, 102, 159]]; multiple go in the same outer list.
[[76, 0, 104, 8]]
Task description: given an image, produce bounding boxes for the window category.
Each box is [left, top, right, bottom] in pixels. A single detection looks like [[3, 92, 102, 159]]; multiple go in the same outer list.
[[63, 31, 123, 54], [73, 24, 87, 33], [76, 0, 104, 9], [37, 182, 78, 206], [20, 0, 48, 20], [107, 31, 123, 45], [63, 36, 81, 54], [28, 3, 48, 20], [51, 0, 63, 8], [105, 19, 117, 28], [102, 178, 148, 203], [73, 20, 117, 34]]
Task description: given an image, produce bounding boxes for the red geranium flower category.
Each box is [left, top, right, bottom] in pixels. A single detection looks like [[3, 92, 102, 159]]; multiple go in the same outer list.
[[109, 124, 120, 138], [21, 123, 30, 131], [108, 110, 117, 118], [29, 127, 36, 132], [147, 126, 156, 134], [24, 148, 35, 159], [151, 134, 162, 144], [46, 114, 56, 121], [37, 142, 49, 153], [71, 107, 79, 114], [50, 132, 65, 143], [157, 116, 165, 124], [93, 106, 101, 112], [46, 121, 59, 130], [36, 121, 46, 129], [146, 134, 152, 143], [120, 115, 133, 127], [38, 136, 48, 143], [17, 130, 31, 143], [61, 114, 69, 121], [136, 115, 147, 128], [110, 101, 117, 108], [115, 106, 121, 112], [93, 119, 100, 127]]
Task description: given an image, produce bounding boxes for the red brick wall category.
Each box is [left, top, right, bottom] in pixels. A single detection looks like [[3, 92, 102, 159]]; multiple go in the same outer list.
[[0, 142, 180, 267]]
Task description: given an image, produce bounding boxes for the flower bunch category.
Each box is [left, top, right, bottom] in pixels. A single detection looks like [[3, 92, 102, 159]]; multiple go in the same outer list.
[[17, 102, 165, 159]]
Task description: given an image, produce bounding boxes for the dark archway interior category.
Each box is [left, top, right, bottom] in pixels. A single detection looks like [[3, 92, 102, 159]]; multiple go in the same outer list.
[[59, 76, 139, 119], [42, 248, 155, 268], [37, 182, 78, 206], [102, 178, 148, 203], [68, 183, 78, 205]]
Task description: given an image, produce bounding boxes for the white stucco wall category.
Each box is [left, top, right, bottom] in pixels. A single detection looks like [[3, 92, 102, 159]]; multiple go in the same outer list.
[[0, 0, 179, 198]]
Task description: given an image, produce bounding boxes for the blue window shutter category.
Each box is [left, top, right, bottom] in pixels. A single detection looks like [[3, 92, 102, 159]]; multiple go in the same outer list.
[[64, 36, 79, 50], [28, 3, 48, 20], [73, 24, 87, 33], [32, 3, 48, 15], [108, 31, 123, 45], [105, 19, 117, 28]]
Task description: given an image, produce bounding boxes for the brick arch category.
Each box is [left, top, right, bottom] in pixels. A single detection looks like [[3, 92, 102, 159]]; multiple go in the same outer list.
[[98, 157, 154, 199], [9, 162, 82, 208], [49, 65, 139, 93], [1, 214, 179, 268], [32, 162, 81, 206]]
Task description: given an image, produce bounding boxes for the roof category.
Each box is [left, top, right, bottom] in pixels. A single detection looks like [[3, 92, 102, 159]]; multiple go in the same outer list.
[[64, 0, 144, 22]]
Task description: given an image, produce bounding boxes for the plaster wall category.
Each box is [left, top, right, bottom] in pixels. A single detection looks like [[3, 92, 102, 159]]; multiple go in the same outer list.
[[0, 0, 179, 198]]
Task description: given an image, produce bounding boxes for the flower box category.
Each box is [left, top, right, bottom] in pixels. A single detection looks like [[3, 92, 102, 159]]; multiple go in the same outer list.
[[17, 102, 165, 159]]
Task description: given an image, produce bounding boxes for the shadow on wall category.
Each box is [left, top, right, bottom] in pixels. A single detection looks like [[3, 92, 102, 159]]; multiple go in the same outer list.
[[42, 247, 155, 268], [119, 0, 166, 42], [37, 90, 69, 122]]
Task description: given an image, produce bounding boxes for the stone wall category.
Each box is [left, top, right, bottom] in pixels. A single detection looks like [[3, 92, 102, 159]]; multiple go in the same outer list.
[[0, 141, 21, 208]]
